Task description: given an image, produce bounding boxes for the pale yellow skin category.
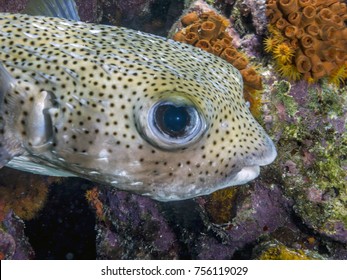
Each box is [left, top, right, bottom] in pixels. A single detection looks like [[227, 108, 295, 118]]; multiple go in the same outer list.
[[0, 13, 276, 201]]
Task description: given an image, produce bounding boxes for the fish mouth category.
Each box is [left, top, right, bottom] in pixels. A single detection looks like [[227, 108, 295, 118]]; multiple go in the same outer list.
[[230, 165, 260, 186], [258, 135, 278, 166]]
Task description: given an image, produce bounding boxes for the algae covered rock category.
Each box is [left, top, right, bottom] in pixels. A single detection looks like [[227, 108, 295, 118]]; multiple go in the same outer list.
[[253, 240, 323, 260], [265, 77, 347, 243]]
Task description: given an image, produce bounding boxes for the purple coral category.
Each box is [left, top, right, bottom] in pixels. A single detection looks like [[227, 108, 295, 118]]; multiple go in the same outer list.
[[1, 211, 34, 259], [96, 189, 179, 259], [233, 0, 268, 35]]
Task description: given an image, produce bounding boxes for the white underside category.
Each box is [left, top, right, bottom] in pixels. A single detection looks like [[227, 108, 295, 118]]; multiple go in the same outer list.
[[6, 156, 76, 177]]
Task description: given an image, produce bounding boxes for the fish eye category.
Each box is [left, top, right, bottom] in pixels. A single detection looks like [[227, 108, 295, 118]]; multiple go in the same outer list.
[[154, 103, 192, 138], [149, 101, 205, 149], [136, 96, 207, 151]]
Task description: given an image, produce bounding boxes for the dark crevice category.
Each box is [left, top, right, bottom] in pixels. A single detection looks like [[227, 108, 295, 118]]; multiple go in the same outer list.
[[24, 178, 96, 260]]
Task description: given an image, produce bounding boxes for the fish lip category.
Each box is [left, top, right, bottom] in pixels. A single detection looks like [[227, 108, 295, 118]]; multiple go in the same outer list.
[[251, 134, 277, 167], [230, 165, 260, 186]]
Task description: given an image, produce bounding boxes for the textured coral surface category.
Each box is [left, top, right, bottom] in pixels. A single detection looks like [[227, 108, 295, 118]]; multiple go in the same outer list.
[[172, 7, 264, 116], [265, 0, 347, 84], [0, 168, 50, 221]]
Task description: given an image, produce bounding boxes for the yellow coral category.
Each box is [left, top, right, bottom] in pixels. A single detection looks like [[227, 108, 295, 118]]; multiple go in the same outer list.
[[244, 89, 263, 117], [267, 24, 285, 43], [205, 187, 238, 224], [264, 37, 277, 53], [0, 167, 53, 220], [276, 63, 302, 81], [258, 244, 313, 260], [273, 42, 295, 64], [328, 62, 347, 87]]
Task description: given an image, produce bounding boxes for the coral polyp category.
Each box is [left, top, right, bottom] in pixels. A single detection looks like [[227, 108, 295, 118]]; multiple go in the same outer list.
[[273, 43, 295, 64], [264, 37, 278, 53], [329, 62, 347, 87], [276, 62, 302, 81]]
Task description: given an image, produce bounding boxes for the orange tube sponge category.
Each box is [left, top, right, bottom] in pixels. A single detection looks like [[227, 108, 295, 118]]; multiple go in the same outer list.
[[181, 12, 199, 26], [187, 23, 200, 33], [312, 68, 325, 81], [317, 8, 334, 24], [195, 39, 211, 52], [334, 49, 345, 64], [220, 47, 239, 63], [173, 31, 185, 42], [301, 5, 316, 25], [287, 11, 302, 25], [265, 0, 347, 84], [298, 0, 312, 8], [305, 23, 319, 36], [276, 18, 290, 29], [200, 11, 212, 21], [184, 32, 199, 45], [304, 47, 315, 57], [310, 54, 323, 71], [240, 68, 263, 90], [315, 0, 339, 7], [320, 47, 337, 61], [233, 56, 249, 70], [319, 25, 336, 41], [322, 61, 337, 75], [200, 20, 218, 40], [207, 13, 225, 35], [290, 38, 299, 48], [332, 15, 344, 28], [300, 34, 314, 48], [266, 9, 283, 25], [284, 25, 298, 38], [295, 51, 312, 73], [267, 0, 279, 10], [330, 2, 347, 15], [331, 28, 347, 40], [211, 42, 224, 56], [278, 0, 299, 16], [219, 37, 233, 48]]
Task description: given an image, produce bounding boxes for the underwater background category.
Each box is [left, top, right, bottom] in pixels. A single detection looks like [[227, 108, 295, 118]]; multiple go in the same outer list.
[[0, 0, 346, 260]]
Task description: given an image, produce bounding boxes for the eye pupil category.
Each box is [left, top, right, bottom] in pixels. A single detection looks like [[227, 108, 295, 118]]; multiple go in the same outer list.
[[156, 105, 190, 137]]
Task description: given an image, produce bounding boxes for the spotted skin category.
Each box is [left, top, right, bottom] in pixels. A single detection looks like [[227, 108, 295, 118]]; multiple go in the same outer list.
[[0, 13, 276, 201]]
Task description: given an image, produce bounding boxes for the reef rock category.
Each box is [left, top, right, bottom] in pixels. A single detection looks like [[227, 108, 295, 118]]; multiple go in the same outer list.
[[0, 212, 34, 259]]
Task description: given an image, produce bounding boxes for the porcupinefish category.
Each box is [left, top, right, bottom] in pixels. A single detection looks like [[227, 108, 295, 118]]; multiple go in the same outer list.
[[0, 0, 277, 201]]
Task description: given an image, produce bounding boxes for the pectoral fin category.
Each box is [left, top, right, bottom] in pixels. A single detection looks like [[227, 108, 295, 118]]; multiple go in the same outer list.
[[23, 0, 80, 21]]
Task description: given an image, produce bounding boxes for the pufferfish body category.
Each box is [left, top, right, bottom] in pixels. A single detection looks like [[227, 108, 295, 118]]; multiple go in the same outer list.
[[0, 1, 276, 201]]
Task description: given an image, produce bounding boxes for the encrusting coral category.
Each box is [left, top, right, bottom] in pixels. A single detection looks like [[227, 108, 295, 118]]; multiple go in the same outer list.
[[265, 0, 347, 85], [0, 168, 58, 221], [254, 241, 318, 260], [173, 10, 264, 116]]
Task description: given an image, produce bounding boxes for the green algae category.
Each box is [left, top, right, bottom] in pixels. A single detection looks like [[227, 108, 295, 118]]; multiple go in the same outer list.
[[253, 240, 323, 260], [273, 80, 298, 117], [269, 78, 347, 235]]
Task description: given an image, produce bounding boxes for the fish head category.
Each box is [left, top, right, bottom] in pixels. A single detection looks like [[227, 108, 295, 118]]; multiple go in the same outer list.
[[121, 70, 277, 201]]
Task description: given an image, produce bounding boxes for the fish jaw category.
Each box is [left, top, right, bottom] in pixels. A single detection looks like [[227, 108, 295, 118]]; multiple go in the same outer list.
[[133, 166, 261, 202]]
